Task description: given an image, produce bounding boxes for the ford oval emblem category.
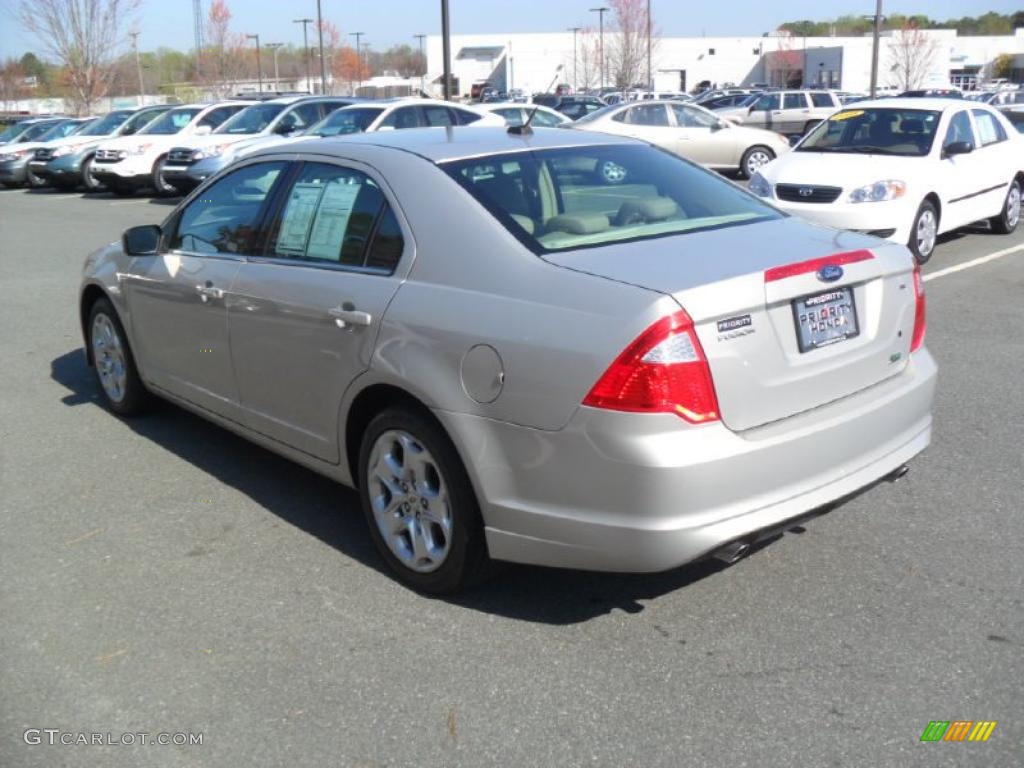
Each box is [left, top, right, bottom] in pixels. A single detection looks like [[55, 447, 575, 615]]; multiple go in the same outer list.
[[817, 264, 844, 282]]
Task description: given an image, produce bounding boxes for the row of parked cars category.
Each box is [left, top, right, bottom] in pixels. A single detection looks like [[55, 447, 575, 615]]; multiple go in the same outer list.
[[6, 92, 1023, 266]]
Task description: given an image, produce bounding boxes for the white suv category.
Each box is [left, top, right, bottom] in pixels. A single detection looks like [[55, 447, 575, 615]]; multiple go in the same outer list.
[[90, 101, 251, 195]]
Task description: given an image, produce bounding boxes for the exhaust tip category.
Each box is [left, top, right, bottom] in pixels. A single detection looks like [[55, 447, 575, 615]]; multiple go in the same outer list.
[[887, 464, 910, 483], [711, 540, 751, 565]]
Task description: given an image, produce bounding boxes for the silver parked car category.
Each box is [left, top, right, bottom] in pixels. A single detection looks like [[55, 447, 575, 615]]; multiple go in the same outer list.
[[79, 127, 936, 593]]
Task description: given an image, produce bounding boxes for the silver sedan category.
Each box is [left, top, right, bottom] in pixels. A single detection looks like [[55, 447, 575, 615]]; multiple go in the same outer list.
[[80, 126, 936, 593]]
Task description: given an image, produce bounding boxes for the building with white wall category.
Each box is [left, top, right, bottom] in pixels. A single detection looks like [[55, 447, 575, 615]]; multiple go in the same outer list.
[[427, 28, 1024, 97]]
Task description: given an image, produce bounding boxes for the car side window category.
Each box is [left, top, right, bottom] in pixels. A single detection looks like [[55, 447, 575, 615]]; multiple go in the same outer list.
[[268, 162, 387, 267], [944, 111, 975, 149], [783, 93, 806, 110], [170, 162, 286, 255], [293, 103, 323, 127], [364, 204, 405, 272], [494, 108, 523, 126], [753, 93, 780, 111], [452, 108, 483, 125], [380, 106, 421, 129], [810, 92, 833, 108], [625, 104, 669, 126], [971, 109, 1006, 146]]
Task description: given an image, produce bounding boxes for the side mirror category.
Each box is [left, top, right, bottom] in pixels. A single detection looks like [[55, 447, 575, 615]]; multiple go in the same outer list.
[[123, 224, 161, 256], [274, 122, 296, 135], [748, 104, 757, 114], [194, 125, 212, 136], [942, 140, 973, 158], [711, 121, 727, 131]]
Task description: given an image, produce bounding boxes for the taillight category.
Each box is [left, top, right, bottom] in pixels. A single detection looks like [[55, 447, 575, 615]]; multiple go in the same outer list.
[[910, 265, 926, 352], [583, 310, 720, 424]]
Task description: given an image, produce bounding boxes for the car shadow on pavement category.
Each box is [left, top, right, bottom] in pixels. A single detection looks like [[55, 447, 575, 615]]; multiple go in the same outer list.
[[52, 347, 797, 624]]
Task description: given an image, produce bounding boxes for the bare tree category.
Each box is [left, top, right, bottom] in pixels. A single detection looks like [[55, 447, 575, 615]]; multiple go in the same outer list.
[[570, 28, 602, 92], [18, 0, 139, 114], [0, 59, 31, 110], [607, 0, 658, 89], [201, 0, 249, 97], [886, 23, 940, 91], [771, 31, 804, 88]]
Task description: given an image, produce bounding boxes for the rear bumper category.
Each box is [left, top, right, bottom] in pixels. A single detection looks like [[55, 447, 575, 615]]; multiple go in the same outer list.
[[438, 349, 936, 572]]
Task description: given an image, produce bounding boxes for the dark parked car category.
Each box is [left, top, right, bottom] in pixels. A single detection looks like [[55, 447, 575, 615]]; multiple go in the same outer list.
[[899, 89, 963, 99]]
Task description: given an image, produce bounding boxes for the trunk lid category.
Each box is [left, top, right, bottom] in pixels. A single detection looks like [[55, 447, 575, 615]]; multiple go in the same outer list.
[[544, 217, 919, 431]]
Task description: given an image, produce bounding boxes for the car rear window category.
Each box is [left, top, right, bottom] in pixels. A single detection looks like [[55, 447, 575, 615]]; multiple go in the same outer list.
[[441, 145, 780, 253]]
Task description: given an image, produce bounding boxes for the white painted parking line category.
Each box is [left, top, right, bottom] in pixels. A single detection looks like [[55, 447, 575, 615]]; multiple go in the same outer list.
[[923, 243, 1024, 282], [109, 200, 151, 206], [35, 194, 81, 200]]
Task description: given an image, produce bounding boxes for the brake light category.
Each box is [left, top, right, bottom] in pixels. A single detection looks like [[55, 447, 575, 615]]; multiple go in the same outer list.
[[910, 264, 926, 352], [583, 310, 720, 424]]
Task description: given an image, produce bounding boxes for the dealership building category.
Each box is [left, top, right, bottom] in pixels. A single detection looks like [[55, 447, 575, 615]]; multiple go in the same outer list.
[[426, 28, 1024, 97]]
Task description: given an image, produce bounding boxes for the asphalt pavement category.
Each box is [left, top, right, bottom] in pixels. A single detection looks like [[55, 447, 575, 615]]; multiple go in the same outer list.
[[1, 186, 1022, 767]]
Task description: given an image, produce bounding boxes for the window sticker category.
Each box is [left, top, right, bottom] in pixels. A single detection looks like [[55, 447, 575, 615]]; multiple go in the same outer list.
[[306, 179, 361, 260]]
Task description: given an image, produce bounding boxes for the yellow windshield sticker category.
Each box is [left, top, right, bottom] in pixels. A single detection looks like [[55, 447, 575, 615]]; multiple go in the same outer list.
[[831, 110, 865, 121]]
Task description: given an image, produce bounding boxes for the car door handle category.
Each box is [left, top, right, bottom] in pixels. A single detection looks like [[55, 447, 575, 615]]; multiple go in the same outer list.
[[329, 305, 373, 328], [195, 283, 224, 302]]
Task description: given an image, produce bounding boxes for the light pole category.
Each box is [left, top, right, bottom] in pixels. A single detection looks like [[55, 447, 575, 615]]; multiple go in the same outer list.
[[266, 43, 283, 88], [129, 31, 145, 101], [646, 0, 652, 90], [441, 0, 452, 100], [246, 33, 262, 93], [316, 0, 326, 94], [590, 7, 609, 90], [350, 32, 365, 91], [868, 0, 884, 98], [414, 34, 426, 95], [293, 18, 313, 92], [568, 27, 581, 93]]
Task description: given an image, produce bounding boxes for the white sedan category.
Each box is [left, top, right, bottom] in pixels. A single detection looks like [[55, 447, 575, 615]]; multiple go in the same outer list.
[[569, 100, 791, 178], [749, 98, 1023, 263], [479, 103, 570, 128]]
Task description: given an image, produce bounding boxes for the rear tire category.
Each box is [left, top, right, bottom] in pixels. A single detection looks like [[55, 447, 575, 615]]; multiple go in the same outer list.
[[358, 407, 490, 594], [87, 298, 152, 416], [739, 145, 775, 179], [908, 200, 939, 265], [989, 179, 1021, 235]]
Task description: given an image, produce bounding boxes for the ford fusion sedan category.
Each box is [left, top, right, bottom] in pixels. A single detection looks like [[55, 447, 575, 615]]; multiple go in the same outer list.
[[161, 96, 356, 194], [30, 104, 171, 191], [749, 99, 1023, 263], [80, 127, 935, 593], [90, 101, 252, 195], [0, 118, 93, 188], [571, 100, 791, 178]]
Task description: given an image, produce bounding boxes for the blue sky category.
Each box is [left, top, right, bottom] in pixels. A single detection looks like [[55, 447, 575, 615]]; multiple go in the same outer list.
[[0, 0, 1018, 59]]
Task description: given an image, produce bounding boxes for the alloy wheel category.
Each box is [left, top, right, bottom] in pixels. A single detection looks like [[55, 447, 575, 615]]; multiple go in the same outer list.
[[91, 313, 127, 403], [1006, 183, 1021, 228], [745, 149, 772, 177], [916, 209, 937, 258], [366, 430, 453, 573]]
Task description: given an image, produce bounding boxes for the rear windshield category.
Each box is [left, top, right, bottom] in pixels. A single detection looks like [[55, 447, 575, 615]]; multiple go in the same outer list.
[[311, 107, 384, 136], [798, 108, 939, 157], [141, 107, 201, 135], [442, 145, 780, 253]]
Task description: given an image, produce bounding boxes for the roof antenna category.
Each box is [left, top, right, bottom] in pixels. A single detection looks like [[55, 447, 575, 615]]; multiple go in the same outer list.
[[509, 64, 564, 136]]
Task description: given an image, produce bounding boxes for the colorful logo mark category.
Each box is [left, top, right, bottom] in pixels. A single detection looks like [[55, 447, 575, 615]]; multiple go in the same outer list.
[[920, 721, 997, 742]]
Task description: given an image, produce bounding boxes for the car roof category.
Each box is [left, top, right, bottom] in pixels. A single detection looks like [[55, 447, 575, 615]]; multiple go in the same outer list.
[[839, 97, 978, 111], [258, 125, 633, 163]]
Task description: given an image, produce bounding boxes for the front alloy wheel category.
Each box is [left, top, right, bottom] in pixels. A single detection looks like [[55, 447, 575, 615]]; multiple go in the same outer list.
[[989, 179, 1021, 235], [908, 200, 938, 265], [740, 146, 774, 180], [87, 298, 151, 415]]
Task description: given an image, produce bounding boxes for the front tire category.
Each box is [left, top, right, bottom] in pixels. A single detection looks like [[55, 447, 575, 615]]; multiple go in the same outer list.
[[989, 179, 1021, 235], [739, 145, 775, 180], [358, 407, 490, 594], [87, 298, 152, 416], [151, 155, 176, 196], [908, 200, 939, 265], [25, 166, 47, 188], [81, 155, 105, 192]]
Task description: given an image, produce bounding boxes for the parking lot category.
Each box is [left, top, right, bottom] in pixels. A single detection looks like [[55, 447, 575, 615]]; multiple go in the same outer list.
[[1, 185, 1022, 767]]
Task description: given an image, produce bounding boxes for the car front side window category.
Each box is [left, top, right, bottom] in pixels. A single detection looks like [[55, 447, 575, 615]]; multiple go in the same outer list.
[[169, 162, 286, 255], [943, 111, 975, 149]]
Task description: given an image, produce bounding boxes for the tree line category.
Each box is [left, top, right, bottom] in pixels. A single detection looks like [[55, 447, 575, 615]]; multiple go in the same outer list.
[[780, 10, 1024, 37]]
